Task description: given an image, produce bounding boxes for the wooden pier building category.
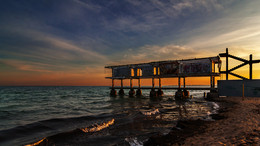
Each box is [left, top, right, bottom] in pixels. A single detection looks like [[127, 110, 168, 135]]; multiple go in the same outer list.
[[105, 56, 221, 98]]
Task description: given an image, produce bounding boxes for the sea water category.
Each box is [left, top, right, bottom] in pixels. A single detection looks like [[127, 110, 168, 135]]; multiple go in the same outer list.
[[0, 86, 218, 145]]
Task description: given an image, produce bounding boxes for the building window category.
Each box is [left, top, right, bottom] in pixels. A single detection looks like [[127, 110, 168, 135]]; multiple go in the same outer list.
[[131, 68, 134, 76], [137, 69, 142, 76]]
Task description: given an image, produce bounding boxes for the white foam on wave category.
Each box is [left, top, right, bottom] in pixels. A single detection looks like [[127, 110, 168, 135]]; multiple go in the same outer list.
[[125, 137, 143, 146], [24, 138, 47, 146], [210, 102, 220, 115], [81, 119, 115, 133], [141, 109, 159, 116], [212, 102, 219, 110], [202, 102, 220, 121]]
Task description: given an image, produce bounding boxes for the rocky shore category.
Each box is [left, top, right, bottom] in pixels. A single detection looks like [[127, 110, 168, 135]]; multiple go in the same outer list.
[[145, 97, 260, 146]]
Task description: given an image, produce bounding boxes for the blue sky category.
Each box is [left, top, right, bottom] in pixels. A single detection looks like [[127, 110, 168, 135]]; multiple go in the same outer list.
[[1, 0, 260, 85]]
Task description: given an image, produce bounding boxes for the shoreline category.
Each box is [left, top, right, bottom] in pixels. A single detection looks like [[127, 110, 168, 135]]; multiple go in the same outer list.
[[20, 96, 260, 146], [145, 97, 260, 145]]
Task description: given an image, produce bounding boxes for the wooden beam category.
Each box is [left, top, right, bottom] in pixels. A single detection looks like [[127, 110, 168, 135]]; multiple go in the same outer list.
[[178, 77, 181, 89], [152, 77, 155, 88], [121, 79, 123, 88], [112, 79, 115, 88], [226, 48, 228, 80], [110, 87, 216, 90], [228, 62, 248, 72], [228, 54, 248, 63], [138, 78, 141, 88], [183, 77, 186, 88], [252, 60, 260, 63], [210, 76, 213, 88], [159, 78, 162, 89], [219, 53, 226, 57], [250, 54, 252, 80], [130, 79, 133, 88], [229, 72, 248, 80], [106, 73, 220, 79], [213, 76, 215, 88]]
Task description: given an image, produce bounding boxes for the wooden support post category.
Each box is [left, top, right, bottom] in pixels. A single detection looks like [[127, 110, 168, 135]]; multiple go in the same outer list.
[[250, 54, 252, 80], [152, 77, 155, 89], [178, 77, 181, 89], [112, 79, 115, 88], [226, 48, 229, 80], [121, 79, 123, 88], [129, 78, 135, 96], [183, 77, 186, 88], [110, 79, 117, 96], [119, 79, 124, 96], [213, 77, 215, 88], [159, 78, 161, 89], [213, 62, 215, 73], [138, 78, 141, 88], [130, 78, 133, 88], [136, 78, 142, 96], [210, 76, 213, 88], [150, 77, 156, 97]]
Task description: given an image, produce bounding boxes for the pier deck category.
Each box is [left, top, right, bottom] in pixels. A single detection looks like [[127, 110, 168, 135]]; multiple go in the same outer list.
[[110, 86, 214, 90]]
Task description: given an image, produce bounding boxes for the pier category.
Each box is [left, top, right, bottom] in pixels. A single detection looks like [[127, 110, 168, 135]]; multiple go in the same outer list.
[[105, 56, 221, 99], [105, 48, 260, 98]]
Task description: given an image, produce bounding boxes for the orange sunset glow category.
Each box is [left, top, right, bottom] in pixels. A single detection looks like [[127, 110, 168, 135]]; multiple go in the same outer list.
[[1, 0, 260, 86]]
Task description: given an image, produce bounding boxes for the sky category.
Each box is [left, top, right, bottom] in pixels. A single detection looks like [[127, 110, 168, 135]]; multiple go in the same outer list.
[[1, 0, 260, 86]]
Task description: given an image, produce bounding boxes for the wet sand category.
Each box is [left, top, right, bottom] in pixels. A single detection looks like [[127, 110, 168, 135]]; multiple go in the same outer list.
[[145, 97, 260, 145]]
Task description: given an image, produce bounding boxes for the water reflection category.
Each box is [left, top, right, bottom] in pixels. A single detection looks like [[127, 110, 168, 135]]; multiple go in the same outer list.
[[175, 99, 188, 119], [106, 94, 216, 145]]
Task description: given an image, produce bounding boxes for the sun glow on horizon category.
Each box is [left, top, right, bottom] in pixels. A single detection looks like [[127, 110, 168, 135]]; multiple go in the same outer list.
[[1, 0, 260, 86]]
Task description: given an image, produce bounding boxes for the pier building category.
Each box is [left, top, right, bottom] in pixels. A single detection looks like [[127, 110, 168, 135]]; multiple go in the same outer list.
[[105, 56, 221, 98]]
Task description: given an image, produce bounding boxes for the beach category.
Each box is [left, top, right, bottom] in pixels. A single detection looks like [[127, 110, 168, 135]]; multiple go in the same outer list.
[[145, 97, 260, 145]]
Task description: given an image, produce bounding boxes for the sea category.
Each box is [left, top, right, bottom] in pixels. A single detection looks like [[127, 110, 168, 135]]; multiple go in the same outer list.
[[0, 86, 219, 146]]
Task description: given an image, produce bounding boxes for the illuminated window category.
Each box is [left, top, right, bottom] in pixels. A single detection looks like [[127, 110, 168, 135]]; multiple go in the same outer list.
[[137, 69, 142, 76], [154, 67, 157, 75], [131, 68, 134, 76]]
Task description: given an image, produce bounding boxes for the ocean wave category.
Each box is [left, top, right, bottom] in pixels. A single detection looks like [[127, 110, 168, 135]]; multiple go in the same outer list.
[[141, 109, 160, 116], [212, 102, 220, 110], [24, 138, 46, 146], [81, 119, 115, 133], [125, 137, 143, 146]]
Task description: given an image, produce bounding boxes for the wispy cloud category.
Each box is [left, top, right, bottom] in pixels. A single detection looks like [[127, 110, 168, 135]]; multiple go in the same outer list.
[[0, 26, 108, 73], [150, 0, 225, 18], [172, 1, 193, 13], [73, 0, 102, 12], [105, 16, 164, 32], [110, 44, 212, 65], [1, 59, 54, 72], [102, 0, 231, 33], [185, 12, 260, 56]]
